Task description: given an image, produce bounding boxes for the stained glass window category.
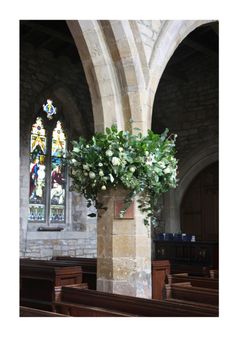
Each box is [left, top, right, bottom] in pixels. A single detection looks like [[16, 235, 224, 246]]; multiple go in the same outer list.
[[50, 121, 66, 222], [28, 117, 47, 221], [28, 117, 67, 224]]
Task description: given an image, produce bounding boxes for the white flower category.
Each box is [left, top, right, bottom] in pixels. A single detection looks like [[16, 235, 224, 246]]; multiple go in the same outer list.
[[83, 164, 90, 170], [164, 166, 171, 174], [71, 159, 77, 164], [89, 171, 96, 179], [158, 161, 166, 169], [98, 163, 103, 167], [111, 157, 121, 166], [106, 149, 113, 157], [101, 185, 106, 190], [119, 147, 124, 152], [146, 154, 156, 166], [84, 172, 88, 176], [99, 170, 104, 177], [86, 145, 90, 148], [145, 151, 149, 156], [109, 174, 114, 183], [129, 166, 136, 173]]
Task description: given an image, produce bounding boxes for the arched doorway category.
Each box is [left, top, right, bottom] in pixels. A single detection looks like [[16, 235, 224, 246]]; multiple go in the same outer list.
[[180, 162, 218, 241], [151, 22, 218, 235]]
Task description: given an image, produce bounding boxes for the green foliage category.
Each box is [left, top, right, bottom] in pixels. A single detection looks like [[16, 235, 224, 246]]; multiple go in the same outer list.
[[67, 125, 178, 227]]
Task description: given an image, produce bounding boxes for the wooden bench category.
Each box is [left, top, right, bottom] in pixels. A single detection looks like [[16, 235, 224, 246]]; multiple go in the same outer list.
[[20, 306, 69, 317], [168, 273, 219, 289], [55, 302, 134, 317], [55, 286, 218, 316], [20, 259, 85, 311], [52, 256, 97, 289], [52, 257, 172, 298], [165, 282, 218, 306], [152, 260, 170, 300], [164, 298, 218, 316]]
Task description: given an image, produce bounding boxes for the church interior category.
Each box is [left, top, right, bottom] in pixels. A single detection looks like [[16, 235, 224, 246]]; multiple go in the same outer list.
[[19, 19, 219, 317]]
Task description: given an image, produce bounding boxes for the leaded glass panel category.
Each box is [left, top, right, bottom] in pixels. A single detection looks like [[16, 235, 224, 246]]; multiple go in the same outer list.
[[28, 117, 47, 222], [51, 121, 66, 157], [50, 122, 66, 223], [30, 117, 47, 154], [28, 116, 67, 224]]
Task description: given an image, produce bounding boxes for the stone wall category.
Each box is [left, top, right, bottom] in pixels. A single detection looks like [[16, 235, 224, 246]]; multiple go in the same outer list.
[[152, 52, 218, 163], [20, 41, 97, 259], [152, 46, 218, 233], [23, 231, 97, 259], [136, 20, 164, 64]]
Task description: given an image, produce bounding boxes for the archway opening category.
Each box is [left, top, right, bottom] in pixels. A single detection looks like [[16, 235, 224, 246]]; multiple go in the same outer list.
[[151, 22, 219, 235], [180, 162, 218, 242]]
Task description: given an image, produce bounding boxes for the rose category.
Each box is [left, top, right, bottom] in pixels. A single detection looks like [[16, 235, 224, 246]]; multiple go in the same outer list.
[[111, 157, 121, 166], [99, 170, 104, 177], [157, 161, 166, 169], [164, 166, 171, 174], [89, 172, 96, 179], [106, 149, 113, 157], [129, 166, 136, 173]]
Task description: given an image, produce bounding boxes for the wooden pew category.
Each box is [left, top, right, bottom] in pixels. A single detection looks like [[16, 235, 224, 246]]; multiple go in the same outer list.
[[55, 286, 218, 316], [53, 257, 173, 297], [165, 282, 218, 306], [168, 273, 218, 289], [152, 260, 170, 300], [52, 256, 97, 290], [20, 306, 69, 317], [164, 298, 218, 316], [56, 302, 134, 317], [20, 260, 85, 311]]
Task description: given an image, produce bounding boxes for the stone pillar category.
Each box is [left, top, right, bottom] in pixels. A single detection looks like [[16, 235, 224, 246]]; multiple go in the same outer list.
[[97, 188, 152, 298]]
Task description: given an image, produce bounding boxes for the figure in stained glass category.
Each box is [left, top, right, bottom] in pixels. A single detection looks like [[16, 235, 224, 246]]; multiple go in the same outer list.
[[43, 99, 56, 120], [51, 121, 66, 157], [28, 114, 67, 223], [29, 157, 40, 198], [31, 117, 46, 154], [51, 163, 65, 205], [29, 156, 46, 202]]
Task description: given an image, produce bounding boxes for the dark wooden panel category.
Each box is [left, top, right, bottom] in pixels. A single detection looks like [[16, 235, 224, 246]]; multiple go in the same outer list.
[[181, 162, 218, 241]]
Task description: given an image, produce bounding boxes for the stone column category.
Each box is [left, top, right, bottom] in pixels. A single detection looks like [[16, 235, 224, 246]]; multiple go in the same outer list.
[[97, 188, 152, 298]]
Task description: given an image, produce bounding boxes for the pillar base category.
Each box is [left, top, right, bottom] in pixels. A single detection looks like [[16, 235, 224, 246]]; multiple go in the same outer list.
[[97, 187, 152, 299]]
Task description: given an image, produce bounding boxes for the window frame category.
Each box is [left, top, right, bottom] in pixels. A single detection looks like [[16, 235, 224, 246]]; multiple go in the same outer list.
[[28, 110, 68, 227]]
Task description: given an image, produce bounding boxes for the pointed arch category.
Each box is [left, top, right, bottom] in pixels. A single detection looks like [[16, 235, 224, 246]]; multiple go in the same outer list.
[[147, 20, 214, 129]]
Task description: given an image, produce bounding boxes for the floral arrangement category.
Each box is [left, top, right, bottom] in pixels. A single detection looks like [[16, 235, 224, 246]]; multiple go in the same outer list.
[[67, 125, 178, 227]]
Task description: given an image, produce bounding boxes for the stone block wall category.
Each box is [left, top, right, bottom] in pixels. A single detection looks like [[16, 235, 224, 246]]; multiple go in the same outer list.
[[152, 52, 218, 163], [20, 41, 97, 259], [136, 20, 164, 64]]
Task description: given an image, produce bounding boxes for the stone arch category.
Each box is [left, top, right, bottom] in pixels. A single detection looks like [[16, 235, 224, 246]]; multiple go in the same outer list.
[[98, 20, 147, 133], [147, 20, 213, 129], [67, 20, 152, 133], [177, 144, 218, 206], [164, 144, 218, 233], [67, 20, 125, 132]]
